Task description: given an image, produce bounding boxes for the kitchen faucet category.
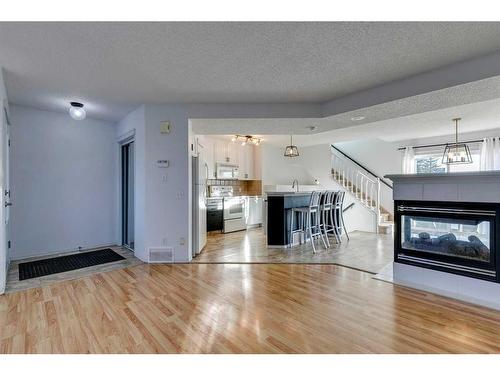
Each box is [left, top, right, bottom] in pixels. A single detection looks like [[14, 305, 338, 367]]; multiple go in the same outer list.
[[292, 179, 299, 192]]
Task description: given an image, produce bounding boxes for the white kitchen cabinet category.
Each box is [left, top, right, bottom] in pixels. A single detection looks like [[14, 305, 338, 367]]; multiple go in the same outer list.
[[214, 140, 227, 164], [238, 145, 253, 180], [253, 146, 262, 180], [214, 139, 239, 164], [227, 142, 239, 164], [199, 136, 262, 180]]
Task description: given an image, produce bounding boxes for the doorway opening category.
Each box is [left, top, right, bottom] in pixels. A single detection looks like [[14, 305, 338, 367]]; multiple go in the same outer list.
[[121, 141, 134, 250]]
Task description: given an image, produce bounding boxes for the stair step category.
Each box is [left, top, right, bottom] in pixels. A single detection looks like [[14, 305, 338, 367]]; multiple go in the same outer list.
[[378, 222, 394, 234]]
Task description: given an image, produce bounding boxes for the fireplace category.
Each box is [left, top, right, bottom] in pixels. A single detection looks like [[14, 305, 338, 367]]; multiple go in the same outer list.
[[395, 201, 499, 281]]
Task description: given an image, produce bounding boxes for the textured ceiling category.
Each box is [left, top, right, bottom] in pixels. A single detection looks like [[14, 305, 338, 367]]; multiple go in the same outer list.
[[192, 75, 500, 137], [194, 96, 500, 147], [4, 22, 500, 120]]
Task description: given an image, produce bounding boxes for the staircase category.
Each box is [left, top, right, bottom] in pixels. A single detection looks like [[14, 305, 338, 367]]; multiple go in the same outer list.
[[331, 146, 394, 234]]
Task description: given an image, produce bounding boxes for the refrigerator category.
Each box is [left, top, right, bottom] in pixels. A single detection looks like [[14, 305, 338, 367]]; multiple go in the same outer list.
[[192, 156, 207, 258]]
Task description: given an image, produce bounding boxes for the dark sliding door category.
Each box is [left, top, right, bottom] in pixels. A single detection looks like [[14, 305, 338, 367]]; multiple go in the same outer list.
[[121, 141, 135, 250]]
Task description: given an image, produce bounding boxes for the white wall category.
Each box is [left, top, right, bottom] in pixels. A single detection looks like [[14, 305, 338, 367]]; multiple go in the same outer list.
[[261, 143, 376, 233], [144, 105, 191, 262], [10, 105, 117, 259], [116, 105, 191, 263], [0, 67, 9, 293]]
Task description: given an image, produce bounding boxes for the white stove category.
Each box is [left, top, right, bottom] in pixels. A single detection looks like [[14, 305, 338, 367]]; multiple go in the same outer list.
[[209, 186, 246, 233]]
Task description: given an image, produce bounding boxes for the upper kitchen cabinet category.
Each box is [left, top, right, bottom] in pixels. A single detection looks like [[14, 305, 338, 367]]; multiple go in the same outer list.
[[238, 145, 251, 180], [238, 144, 261, 180], [253, 145, 262, 180], [214, 139, 239, 165], [198, 135, 261, 180]]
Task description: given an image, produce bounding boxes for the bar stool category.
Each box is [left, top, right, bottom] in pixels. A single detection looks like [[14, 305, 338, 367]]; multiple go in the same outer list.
[[320, 191, 340, 246], [290, 191, 327, 253], [332, 190, 349, 242]]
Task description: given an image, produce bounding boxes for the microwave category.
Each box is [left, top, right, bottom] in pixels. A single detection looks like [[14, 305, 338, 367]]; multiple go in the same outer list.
[[216, 163, 239, 179]]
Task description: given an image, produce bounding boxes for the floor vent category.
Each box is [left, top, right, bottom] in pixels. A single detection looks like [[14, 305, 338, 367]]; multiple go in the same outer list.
[[148, 247, 174, 263]]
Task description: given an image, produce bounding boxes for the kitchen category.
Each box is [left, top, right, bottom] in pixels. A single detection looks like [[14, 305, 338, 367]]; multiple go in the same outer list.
[[191, 134, 264, 258]]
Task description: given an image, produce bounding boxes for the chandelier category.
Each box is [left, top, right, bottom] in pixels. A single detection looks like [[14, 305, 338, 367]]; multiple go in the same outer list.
[[284, 134, 299, 157], [231, 135, 262, 146], [442, 118, 472, 165]]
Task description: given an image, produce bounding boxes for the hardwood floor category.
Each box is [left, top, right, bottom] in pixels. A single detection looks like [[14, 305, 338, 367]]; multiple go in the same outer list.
[[2, 262, 500, 353], [194, 228, 393, 274]]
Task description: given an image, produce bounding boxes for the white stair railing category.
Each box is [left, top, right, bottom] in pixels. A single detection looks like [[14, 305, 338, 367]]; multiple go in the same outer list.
[[331, 148, 381, 232]]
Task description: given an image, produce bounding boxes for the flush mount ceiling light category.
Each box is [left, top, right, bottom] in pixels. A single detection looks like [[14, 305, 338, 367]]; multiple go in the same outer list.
[[442, 118, 472, 165], [284, 134, 299, 157], [69, 102, 86, 120], [231, 135, 262, 146], [350, 115, 365, 121]]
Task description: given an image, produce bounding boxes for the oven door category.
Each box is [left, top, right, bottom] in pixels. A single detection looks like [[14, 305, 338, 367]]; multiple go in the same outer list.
[[396, 202, 497, 280], [224, 197, 245, 220]]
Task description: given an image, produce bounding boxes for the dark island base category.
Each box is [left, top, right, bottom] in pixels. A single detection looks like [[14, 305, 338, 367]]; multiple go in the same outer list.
[[266, 193, 312, 247]]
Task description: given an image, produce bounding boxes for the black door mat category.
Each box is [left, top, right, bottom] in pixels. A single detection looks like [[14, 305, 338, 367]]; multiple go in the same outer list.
[[18, 249, 126, 281]]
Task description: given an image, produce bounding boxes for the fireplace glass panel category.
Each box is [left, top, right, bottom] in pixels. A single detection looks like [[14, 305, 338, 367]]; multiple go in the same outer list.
[[401, 215, 491, 262]]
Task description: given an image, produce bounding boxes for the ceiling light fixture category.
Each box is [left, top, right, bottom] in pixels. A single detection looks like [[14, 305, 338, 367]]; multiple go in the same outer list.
[[350, 115, 365, 121], [231, 135, 262, 146], [69, 102, 86, 120], [284, 134, 299, 157], [442, 118, 472, 165]]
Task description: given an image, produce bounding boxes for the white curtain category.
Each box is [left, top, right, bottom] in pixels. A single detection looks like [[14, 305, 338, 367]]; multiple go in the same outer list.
[[402, 146, 415, 174], [480, 137, 500, 171]]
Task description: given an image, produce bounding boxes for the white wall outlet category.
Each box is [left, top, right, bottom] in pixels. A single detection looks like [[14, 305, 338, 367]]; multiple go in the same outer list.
[[162, 238, 168, 246], [161, 175, 167, 182], [160, 121, 171, 134], [179, 237, 186, 246]]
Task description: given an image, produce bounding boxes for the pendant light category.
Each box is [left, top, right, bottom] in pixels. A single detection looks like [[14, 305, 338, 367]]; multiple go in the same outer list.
[[284, 134, 299, 157], [69, 102, 86, 120], [442, 118, 472, 165]]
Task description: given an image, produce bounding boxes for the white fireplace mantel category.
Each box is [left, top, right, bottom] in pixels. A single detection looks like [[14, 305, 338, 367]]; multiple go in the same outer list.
[[385, 171, 500, 203]]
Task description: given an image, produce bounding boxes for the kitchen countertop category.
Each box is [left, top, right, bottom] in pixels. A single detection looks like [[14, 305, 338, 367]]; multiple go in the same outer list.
[[265, 191, 312, 197], [208, 195, 262, 198]]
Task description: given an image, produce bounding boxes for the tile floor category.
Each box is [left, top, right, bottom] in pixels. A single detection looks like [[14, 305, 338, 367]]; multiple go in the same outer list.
[[193, 228, 394, 274]]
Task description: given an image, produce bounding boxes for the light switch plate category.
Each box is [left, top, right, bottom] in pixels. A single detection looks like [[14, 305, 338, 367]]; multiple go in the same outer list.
[[160, 121, 171, 134]]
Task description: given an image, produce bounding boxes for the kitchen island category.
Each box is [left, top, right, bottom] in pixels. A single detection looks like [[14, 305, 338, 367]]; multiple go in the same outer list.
[[266, 191, 312, 247]]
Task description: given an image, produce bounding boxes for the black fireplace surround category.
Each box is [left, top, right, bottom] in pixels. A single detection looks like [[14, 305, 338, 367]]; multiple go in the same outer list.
[[394, 200, 500, 282]]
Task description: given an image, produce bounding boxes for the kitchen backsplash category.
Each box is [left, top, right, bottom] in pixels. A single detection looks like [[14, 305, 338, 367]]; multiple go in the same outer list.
[[207, 179, 262, 196]]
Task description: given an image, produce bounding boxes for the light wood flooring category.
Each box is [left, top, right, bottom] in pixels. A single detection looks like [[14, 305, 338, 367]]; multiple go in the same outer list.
[[194, 228, 393, 274], [2, 262, 500, 353]]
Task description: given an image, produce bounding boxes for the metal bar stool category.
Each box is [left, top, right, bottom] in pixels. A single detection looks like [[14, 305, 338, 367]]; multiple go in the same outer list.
[[321, 190, 340, 246], [331, 190, 349, 242], [290, 191, 327, 253]]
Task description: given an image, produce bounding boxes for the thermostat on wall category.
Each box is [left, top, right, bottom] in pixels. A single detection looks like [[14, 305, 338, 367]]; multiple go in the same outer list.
[[160, 121, 171, 134], [157, 160, 169, 168]]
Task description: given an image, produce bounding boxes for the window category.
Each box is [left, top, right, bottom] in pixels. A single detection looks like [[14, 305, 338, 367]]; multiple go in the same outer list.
[[414, 146, 481, 174], [415, 154, 446, 174]]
